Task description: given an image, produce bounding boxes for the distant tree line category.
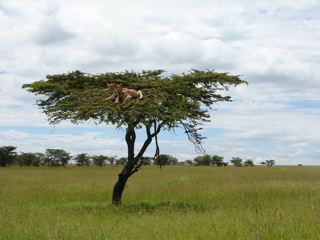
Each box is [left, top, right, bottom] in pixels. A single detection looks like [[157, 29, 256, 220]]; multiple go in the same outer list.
[[184, 155, 275, 167], [0, 146, 276, 167]]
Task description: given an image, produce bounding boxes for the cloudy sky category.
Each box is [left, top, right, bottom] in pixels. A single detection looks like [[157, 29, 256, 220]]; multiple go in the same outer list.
[[1, 0, 319, 165]]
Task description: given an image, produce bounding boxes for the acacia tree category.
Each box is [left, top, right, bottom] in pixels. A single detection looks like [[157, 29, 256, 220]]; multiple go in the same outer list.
[[92, 155, 108, 167], [74, 153, 91, 166], [244, 159, 254, 167], [0, 146, 17, 167], [211, 155, 226, 166], [153, 154, 178, 166], [265, 159, 276, 167], [194, 155, 212, 166], [43, 149, 71, 167], [230, 157, 243, 167], [23, 69, 246, 205]]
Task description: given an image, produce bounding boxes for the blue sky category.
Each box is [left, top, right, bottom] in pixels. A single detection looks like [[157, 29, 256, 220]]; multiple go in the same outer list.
[[0, 0, 320, 165]]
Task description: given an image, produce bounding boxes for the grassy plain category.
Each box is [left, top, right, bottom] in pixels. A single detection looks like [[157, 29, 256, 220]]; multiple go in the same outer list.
[[1, 166, 320, 239]]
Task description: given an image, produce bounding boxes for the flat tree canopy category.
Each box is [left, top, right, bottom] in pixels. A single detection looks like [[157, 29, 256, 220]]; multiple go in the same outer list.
[[23, 69, 246, 204]]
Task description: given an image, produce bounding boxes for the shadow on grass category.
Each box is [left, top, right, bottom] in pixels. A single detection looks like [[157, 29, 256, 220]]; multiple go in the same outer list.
[[118, 201, 210, 213], [57, 201, 211, 213]]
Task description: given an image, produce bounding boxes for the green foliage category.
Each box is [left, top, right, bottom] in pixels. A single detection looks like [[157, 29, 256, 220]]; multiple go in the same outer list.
[[43, 149, 71, 167], [211, 155, 226, 166], [185, 160, 194, 166], [260, 160, 276, 167], [15, 152, 43, 166], [193, 154, 227, 166], [74, 153, 91, 166], [194, 154, 212, 166], [265, 159, 276, 167], [92, 155, 108, 167], [33, 153, 45, 166], [23, 70, 246, 150], [140, 157, 153, 165], [105, 156, 116, 165], [153, 154, 178, 166], [230, 157, 243, 167], [244, 159, 254, 167], [116, 157, 128, 165], [0, 146, 17, 167]]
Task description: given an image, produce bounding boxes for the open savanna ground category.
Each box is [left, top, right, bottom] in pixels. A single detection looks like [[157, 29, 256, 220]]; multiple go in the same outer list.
[[1, 166, 320, 240]]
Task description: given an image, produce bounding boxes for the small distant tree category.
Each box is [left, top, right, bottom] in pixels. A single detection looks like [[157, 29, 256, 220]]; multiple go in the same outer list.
[[265, 159, 275, 167], [92, 155, 108, 167], [116, 157, 128, 165], [260, 161, 266, 166], [244, 159, 254, 167], [74, 153, 91, 166], [185, 160, 194, 166], [194, 155, 212, 166], [154, 154, 178, 166], [140, 157, 152, 165], [230, 157, 243, 167], [211, 155, 225, 166], [167, 155, 179, 165], [0, 146, 17, 167], [43, 149, 71, 167], [15, 152, 42, 166], [106, 156, 116, 165]]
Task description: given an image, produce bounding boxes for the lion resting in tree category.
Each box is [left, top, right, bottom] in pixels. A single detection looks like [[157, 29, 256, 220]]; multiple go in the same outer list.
[[105, 83, 143, 103]]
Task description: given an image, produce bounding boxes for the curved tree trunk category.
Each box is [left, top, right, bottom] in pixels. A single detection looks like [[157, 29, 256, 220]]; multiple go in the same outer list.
[[111, 122, 164, 205], [112, 126, 136, 205], [112, 172, 129, 205]]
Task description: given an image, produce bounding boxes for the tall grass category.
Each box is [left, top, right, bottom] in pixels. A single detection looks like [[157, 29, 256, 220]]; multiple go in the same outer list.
[[1, 166, 320, 239]]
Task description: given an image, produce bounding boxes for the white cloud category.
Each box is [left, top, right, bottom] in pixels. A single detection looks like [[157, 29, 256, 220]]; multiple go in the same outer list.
[[0, 130, 29, 140]]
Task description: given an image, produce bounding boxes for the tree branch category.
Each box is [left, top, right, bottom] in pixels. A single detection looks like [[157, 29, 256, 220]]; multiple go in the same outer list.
[[151, 121, 165, 137], [129, 160, 143, 176], [179, 120, 205, 152], [153, 121, 160, 167], [134, 121, 165, 161]]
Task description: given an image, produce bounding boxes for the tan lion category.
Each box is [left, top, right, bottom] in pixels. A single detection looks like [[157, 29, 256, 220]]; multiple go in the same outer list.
[[105, 83, 143, 103]]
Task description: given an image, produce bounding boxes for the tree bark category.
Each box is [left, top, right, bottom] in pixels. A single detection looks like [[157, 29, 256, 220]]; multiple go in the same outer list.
[[111, 122, 164, 205], [112, 172, 129, 205], [112, 127, 136, 205]]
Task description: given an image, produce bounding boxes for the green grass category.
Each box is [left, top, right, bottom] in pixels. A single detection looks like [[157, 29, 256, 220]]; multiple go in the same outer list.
[[1, 166, 320, 239]]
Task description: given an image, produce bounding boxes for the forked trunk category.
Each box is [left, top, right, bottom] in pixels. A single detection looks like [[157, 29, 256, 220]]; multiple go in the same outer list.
[[111, 123, 161, 205]]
